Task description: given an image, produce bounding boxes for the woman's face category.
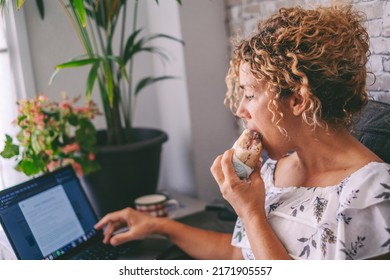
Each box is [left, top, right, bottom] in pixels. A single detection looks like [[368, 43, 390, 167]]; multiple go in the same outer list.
[[236, 63, 292, 160]]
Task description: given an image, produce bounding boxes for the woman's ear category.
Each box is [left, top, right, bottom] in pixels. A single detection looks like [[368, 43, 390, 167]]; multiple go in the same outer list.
[[289, 91, 308, 116]]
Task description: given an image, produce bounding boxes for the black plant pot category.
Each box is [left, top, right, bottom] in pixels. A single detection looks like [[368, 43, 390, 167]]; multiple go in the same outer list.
[[81, 128, 168, 217]]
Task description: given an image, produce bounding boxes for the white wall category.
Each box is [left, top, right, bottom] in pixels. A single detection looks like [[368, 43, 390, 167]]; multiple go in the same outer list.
[[145, 0, 195, 196], [19, 0, 237, 202], [178, 0, 238, 201]]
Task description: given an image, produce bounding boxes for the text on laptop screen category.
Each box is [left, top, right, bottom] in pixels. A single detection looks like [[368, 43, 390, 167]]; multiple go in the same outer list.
[[0, 166, 98, 259]]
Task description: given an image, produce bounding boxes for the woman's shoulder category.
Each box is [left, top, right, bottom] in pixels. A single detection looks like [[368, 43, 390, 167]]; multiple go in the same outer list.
[[338, 161, 390, 208], [345, 161, 389, 184]]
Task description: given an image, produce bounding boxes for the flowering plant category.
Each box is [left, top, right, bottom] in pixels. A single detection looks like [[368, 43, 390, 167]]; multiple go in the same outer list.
[[0, 94, 101, 176]]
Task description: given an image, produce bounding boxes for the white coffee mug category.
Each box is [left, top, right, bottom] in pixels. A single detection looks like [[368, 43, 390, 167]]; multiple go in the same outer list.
[[134, 193, 179, 218]]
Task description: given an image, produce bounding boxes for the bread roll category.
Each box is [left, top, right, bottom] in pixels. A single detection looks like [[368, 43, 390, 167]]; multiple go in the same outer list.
[[234, 129, 263, 169]]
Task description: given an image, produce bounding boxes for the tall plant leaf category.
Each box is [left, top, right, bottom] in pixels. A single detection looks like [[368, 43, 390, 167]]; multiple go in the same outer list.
[[56, 57, 99, 69], [176, 0, 182, 4], [123, 29, 143, 62], [154, 0, 181, 4], [107, 55, 129, 81], [103, 60, 114, 106], [71, 0, 87, 27], [146, 33, 185, 45], [135, 76, 177, 96], [15, 0, 25, 10], [86, 61, 100, 99], [35, 0, 44, 19], [124, 33, 184, 64], [49, 57, 99, 85]]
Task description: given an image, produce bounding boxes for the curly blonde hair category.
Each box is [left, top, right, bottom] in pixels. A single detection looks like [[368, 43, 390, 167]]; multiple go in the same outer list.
[[225, 5, 370, 130]]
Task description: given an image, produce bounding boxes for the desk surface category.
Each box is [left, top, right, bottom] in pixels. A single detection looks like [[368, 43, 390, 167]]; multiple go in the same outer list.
[[157, 209, 236, 260]]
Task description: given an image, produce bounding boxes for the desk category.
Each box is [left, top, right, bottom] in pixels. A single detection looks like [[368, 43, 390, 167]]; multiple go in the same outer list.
[[156, 209, 236, 260]]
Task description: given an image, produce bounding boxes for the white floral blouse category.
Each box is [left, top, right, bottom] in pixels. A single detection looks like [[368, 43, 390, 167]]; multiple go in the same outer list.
[[231, 159, 390, 260]]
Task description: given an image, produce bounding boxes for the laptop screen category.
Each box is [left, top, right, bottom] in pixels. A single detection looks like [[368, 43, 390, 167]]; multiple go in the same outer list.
[[0, 166, 99, 260]]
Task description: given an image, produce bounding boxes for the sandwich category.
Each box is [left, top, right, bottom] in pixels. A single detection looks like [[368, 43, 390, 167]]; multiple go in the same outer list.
[[233, 129, 263, 178]]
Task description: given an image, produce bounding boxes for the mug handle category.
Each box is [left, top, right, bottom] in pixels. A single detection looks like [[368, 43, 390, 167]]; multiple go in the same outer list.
[[166, 199, 180, 218]]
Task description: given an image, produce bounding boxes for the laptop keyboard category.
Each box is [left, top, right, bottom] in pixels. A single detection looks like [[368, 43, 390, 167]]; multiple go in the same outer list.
[[75, 242, 136, 260]]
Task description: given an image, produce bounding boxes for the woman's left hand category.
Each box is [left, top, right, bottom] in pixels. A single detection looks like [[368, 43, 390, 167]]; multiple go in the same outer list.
[[210, 149, 266, 219]]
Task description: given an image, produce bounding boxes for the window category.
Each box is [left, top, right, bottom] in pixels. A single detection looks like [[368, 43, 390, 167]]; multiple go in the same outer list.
[[0, 2, 31, 190]]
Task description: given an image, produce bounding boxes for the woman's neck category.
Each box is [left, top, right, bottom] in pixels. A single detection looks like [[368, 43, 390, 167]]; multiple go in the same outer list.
[[274, 127, 381, 188]]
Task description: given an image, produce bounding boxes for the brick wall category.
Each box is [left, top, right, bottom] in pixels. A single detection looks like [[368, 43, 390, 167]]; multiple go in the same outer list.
[[225, 0, 390, 103]]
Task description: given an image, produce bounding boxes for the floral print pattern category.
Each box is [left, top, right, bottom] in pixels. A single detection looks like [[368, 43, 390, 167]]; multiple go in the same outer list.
[[296, 224, 336, 258], [382, 228, 390, 250], [313, 197, 328, 223], [375, 183, 390, 200], [290, 199, 309, 217], [231, 160, 390, 260], [340, 236, 366, 260]]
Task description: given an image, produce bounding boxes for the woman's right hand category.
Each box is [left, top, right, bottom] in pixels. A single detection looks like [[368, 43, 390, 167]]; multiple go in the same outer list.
[[94, 207, 158, 246]]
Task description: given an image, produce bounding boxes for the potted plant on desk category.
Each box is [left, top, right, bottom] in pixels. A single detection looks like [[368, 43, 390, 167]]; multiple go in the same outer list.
[[2, 0, 183, 216]]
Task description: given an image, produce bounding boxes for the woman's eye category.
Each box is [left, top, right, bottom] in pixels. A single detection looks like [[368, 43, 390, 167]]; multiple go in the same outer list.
[[245, 95, 254, 101]]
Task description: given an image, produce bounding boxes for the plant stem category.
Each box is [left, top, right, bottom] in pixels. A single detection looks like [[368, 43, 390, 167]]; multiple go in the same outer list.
[[86, 0, 104, 56], [119, 0, 128, 123], [127, 0, 139, 133], [119, 0, 127, 58]]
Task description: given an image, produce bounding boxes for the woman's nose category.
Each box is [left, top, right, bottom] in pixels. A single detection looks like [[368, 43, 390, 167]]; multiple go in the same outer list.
[[236, 98, 250, 119]]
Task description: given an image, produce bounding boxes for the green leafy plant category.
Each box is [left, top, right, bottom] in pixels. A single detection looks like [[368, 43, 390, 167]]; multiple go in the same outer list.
[[0, 94, 101, 176], [2, 0, 183, 145]]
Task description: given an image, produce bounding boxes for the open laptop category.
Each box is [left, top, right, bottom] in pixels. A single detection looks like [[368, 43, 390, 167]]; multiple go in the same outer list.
[[0, 165, 172, 260]]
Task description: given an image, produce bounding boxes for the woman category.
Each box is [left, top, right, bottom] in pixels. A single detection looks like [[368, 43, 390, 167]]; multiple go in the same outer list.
[[95, 5, 390, 260]]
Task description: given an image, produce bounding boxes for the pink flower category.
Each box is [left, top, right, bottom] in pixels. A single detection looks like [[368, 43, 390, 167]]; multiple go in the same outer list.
[[22, 130, 31, 138], [33, 113, 44, 123], [88, 152, 95, 161], [72, 162, 83, 176], [59, 101, 71, 110], [62, 143, 80, 154], [47, 160, 60, 172], [81, 106, 90, 114], [38, 94, 47, 102], [45, 150, 53, 156]]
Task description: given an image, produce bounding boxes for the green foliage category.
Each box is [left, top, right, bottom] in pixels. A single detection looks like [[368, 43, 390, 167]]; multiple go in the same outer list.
[[0, 135, 19, 158]]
